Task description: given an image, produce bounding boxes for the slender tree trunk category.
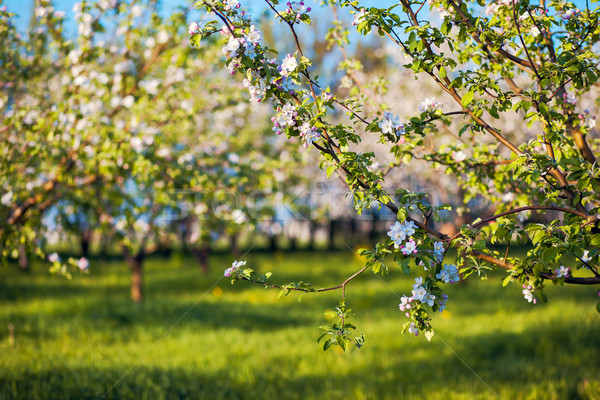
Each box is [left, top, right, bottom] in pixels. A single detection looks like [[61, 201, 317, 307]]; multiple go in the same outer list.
[[80, 229, 91, 258], [124, 248, 144, 303], [230, 233, 241, 259], [269, 235, 278, 252], [307, 221, 316, 250], [18, 244, 29, 271], [369, 214, 380, 243], [328, 219, 337, 251], [192, 246, 210, 274]]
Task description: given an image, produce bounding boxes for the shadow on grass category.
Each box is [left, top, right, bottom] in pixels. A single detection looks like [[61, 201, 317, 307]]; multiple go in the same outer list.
[[1, 314, 599, 400]]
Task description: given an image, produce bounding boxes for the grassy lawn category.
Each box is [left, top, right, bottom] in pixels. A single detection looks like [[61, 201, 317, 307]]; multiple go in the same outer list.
[[0, 251, 598, 399]]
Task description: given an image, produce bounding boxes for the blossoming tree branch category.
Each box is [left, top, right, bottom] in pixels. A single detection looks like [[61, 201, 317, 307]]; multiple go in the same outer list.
[[214, 0, 600, 350]]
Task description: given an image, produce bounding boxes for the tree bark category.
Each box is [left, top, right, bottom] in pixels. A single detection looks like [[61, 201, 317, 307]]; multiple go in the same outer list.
[[18, 244, 29, 271], [230, 233, 241, 259], [124, 248, 144, 303], [307, 221, 316, 250], [269, 234, 278, 252], [328, 219, 337, 251], [192, 246, 210, 274], [80, 229, 92, 258]]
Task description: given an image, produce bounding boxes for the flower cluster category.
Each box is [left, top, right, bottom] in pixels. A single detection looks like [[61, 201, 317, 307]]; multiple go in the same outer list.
[[387, 220, 417, 250], [554, 265, 570, 278], [401, 239, 418, 255], [223, 0, 240, 11], [188, 22, 199, 35], [562, 8, 580, 20], [352, 8, 366, 26], [436, 263, 460, 284], [378, 112, 405, 137], [398, 277, 439, 318], [580, 110, 597, 130], [279, 54, 298, 77], [418, 97, 442, 113], [243, 71, 269, 102], [220, 24, 262, 60], [299, 122, 320, 147], [284, 1, 311, 22], [412, 277, 436, 306], [522, 284, 537, 304], [224, 260, 246, 277], [272, 103, 298, 135], [563, 93, 577, 105]]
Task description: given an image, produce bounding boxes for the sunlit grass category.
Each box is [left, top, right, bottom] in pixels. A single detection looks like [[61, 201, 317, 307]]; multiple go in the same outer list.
[[0, 251, 598, 399]]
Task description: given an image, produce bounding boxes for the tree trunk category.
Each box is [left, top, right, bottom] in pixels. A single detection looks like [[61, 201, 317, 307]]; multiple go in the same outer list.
[[289, 236, 297, 251], [269, 235, 278, 252], [192, 246, 210, 274], [328, 219, 337, 251], [307, 221, 316, 250], [124, 249, 144, 303], [369, 214, 380, 243], [80, 229, 91, 258], [230, 233, 241, 259], [18, 244, 29, 271]]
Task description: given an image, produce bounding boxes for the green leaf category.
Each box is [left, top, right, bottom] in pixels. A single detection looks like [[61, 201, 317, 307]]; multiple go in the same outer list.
[[439, 67, 447, 79], [596, 303, 600, 314], [461, 91, 474, 108]]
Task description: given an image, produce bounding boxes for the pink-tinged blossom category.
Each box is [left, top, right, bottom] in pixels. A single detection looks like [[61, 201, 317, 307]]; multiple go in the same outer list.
[[222, 36, 241, 58], [223, 0, 240, 11], [401, 239, 418, 255], [522, 284, 537, 304], [272, 103, 298, 134], [77, 257, 89, 271], [452, 151, 467, 162], [353, 8, 366, 26], [562, 9, 580, 20], [418, 97, 442, 113], [585, 116, 596, 129], [299, 122, 320, 147], [246, 25, 261, 44], [286, 1, 311, 21], [399, 295, 412, 311], [48, 253, 60, 263], [188, 22, 199, 35], [554, 265, 570, 278], [224, 260, 246, 277], [280, 54, 298, 77], [563, 93, 577, 105]]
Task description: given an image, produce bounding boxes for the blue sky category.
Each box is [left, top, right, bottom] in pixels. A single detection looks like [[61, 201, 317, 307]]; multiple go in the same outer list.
[[4, 0, 395, 33], [5, 0, 593, 34]]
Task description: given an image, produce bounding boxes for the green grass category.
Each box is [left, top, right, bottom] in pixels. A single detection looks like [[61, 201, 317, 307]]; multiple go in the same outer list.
[[0, 251, 599, 399]]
